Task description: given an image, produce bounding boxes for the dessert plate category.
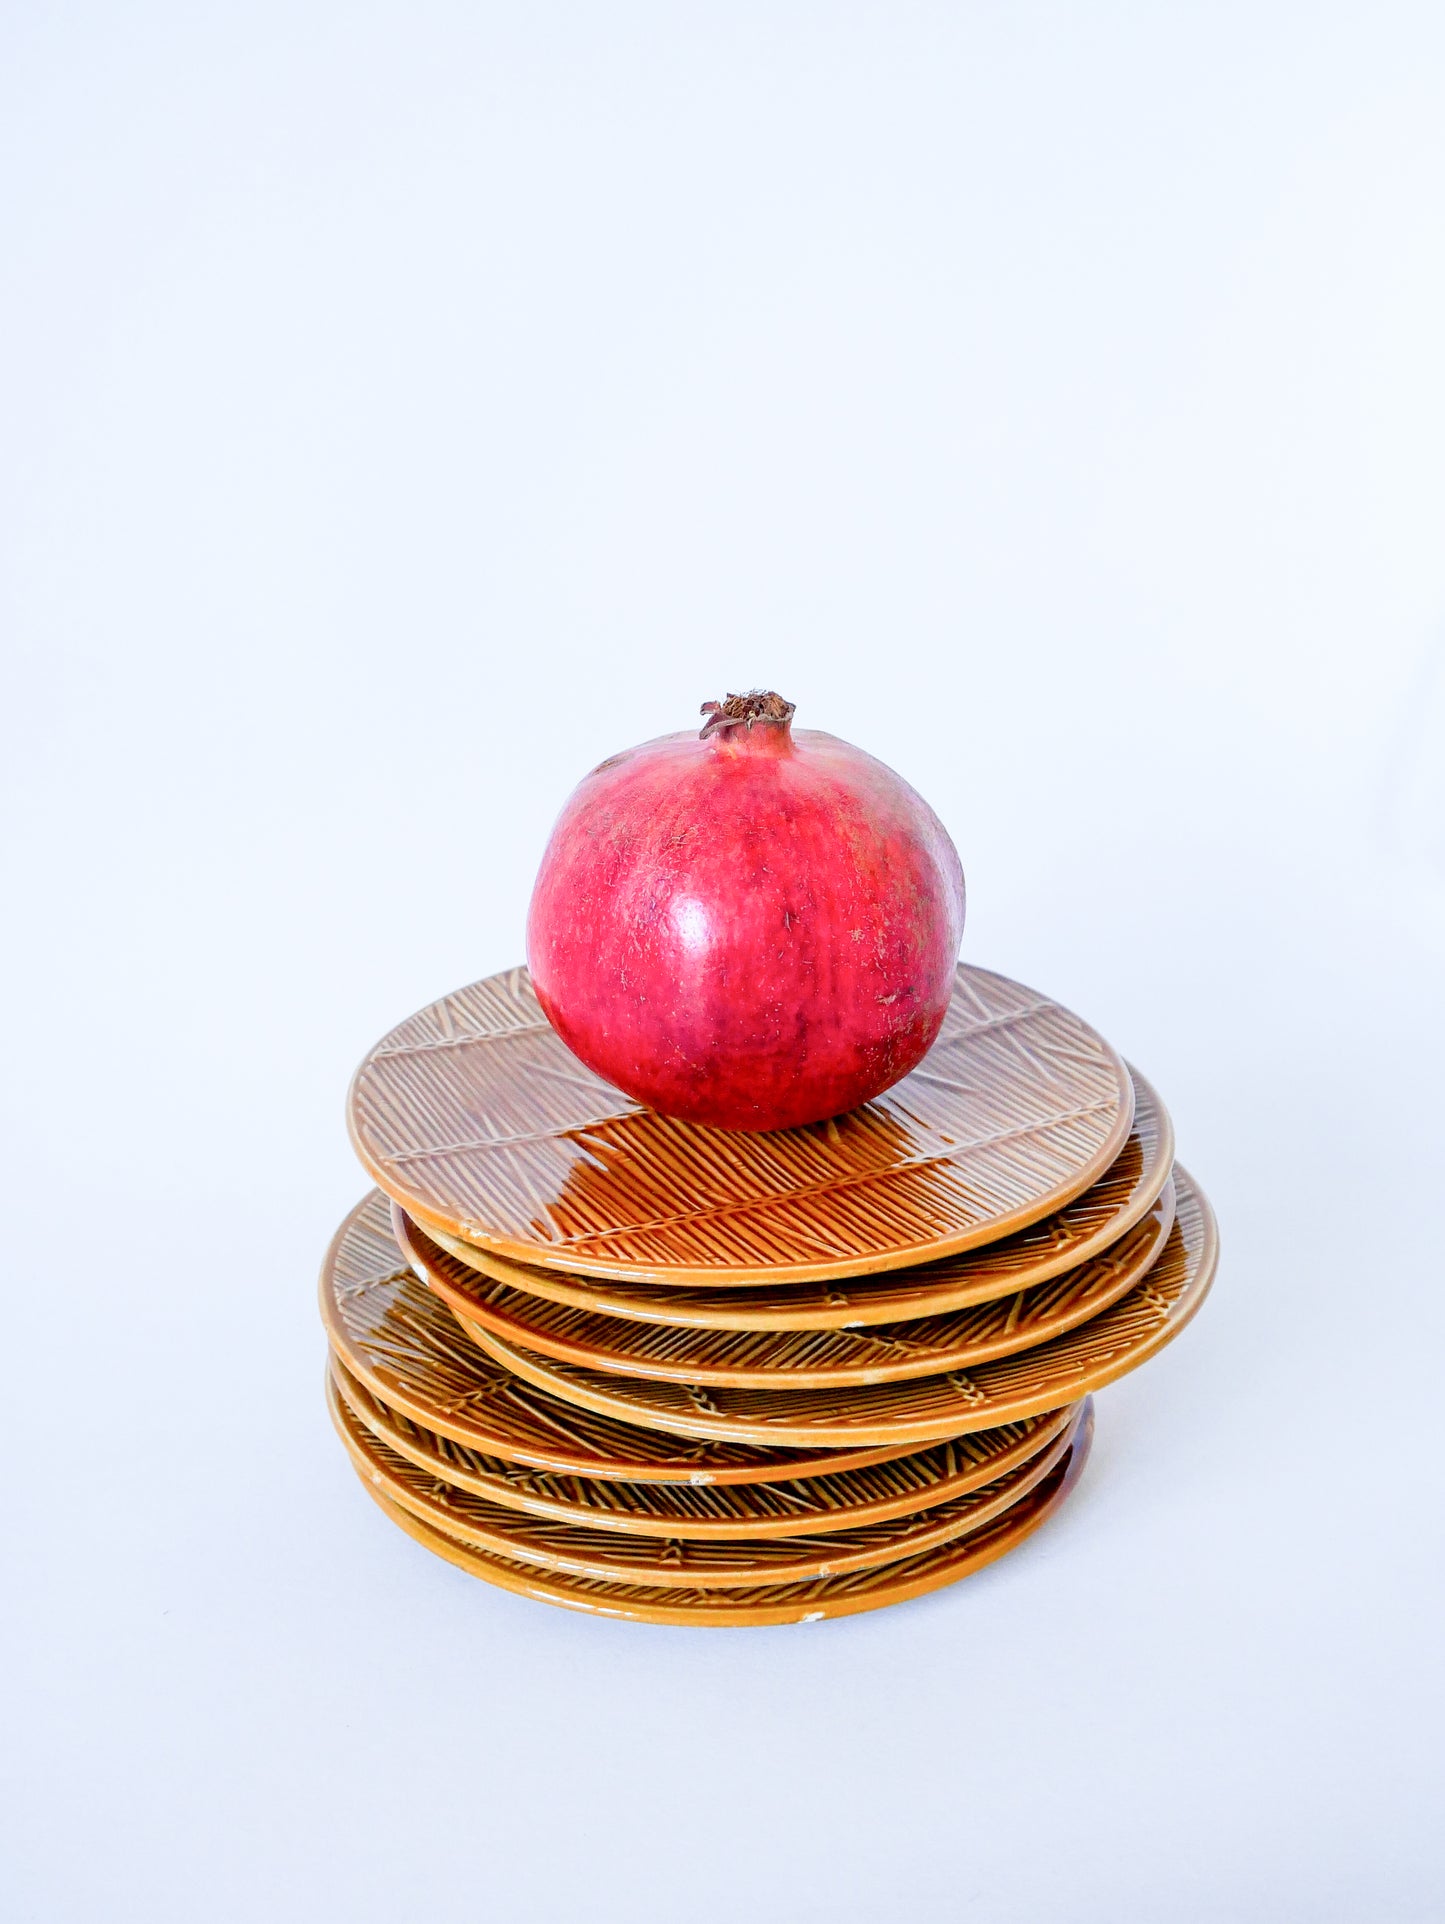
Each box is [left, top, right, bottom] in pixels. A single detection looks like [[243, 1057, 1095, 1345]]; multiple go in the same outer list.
[[347, 963, 1133, 1286], [332, 1356, 1078, 1541], [331, 1374, 1083, 1588], [320, 1192, 920, 1484], [454, 1169, 1217, 1448], [349, 1405, 1094, 1625], [417, 1069, 1173, 1328], [403, 1181, 1173, 1389]]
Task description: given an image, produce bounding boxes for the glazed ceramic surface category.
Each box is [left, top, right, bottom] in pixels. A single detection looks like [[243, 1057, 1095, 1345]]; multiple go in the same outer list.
[[347, 963, 1133, 1285], [320, 1193, 918, 1483], [454, 1168, 1217, 1448], [350, 1406, 1094, 1625], [412, 1070, 1173, 1329], [332, 1374, 1082, 1588], [401, 1182, 1174, 1388], [333, 1359, 1077, 1540]]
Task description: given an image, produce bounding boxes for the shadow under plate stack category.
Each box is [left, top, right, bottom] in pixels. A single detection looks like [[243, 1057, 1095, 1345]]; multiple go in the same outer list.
[[321, 964, 1218, 1625]]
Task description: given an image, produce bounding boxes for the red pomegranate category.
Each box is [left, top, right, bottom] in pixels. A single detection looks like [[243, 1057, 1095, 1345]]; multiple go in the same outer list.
[[526, 691, 966, 1131]]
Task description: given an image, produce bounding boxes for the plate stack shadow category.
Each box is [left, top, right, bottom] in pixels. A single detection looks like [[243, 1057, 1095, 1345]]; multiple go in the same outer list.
[[321, 963, 1218, 1625]]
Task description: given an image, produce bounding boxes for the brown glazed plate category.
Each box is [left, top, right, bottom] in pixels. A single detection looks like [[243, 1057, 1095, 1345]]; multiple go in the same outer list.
[[332, 1357, 1079, 1541], [347, 963, 1134, 1286], [454, 1167, 1218, 1449], [320, 1192, 923, 1484], [331, 1374, 1085, 1589], [350, 1405, 1095, 1626], [400, 1180, 1174, 1389], [418, 1068, 1173, 1330]]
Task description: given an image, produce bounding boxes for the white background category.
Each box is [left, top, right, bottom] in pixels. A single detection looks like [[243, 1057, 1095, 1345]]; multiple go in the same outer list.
[[4, 6, 1445, 1920]]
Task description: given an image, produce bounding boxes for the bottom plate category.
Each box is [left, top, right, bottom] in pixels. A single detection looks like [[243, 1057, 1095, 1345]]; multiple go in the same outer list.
[[349, 1401, 1095, 1626]]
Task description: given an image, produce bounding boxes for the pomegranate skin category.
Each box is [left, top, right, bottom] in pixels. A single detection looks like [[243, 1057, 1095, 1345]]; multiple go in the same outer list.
[[526, 709, 965, 1131]]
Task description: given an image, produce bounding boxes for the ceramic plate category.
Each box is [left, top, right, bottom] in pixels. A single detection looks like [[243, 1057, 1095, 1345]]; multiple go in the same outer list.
[[347, 963, 1133, 1286], [349, 1406, 1094, 1625], [331, 1357, 1079, 1541], [453, 1169, 1217, 1448], [331, 1374, 1083, 1588], [320, 1193, 923, 1484], [401, 1181, 1173, 1389], [417, 1069, 1173, 1329]]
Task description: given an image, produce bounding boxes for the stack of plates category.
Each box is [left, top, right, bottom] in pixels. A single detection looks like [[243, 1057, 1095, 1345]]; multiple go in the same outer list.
[[321, 964, 1218, 1624]]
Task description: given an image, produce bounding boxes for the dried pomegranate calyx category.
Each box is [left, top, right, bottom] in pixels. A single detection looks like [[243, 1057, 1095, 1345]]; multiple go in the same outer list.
[[699, 690, 797, 740]]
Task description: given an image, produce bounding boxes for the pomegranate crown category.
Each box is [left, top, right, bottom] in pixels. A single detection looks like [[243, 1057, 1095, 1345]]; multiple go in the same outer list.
[[699, 689, 796, 740]]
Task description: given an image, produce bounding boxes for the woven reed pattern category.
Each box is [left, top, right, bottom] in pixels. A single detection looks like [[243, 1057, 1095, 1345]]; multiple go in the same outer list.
[[455, 1167, 1217, 1447], [320, 1191, 919, 1484], [332, 1375, 1082, 1587], [333, 1357, 1076, 1541], [422, 1070, 1173, 1329], [355, 1410, 1093, 1625], [404, 1183, 1173, 1388], [347, 964, 1133, 1284]]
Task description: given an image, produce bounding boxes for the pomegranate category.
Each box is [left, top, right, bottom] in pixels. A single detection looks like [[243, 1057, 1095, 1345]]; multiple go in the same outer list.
[[526, 691, 966, 1131]]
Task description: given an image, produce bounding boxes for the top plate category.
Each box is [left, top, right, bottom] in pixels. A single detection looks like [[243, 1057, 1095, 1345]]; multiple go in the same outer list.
[[347, 963, 1134, 1286], [416, 1069, 1172, 1327]]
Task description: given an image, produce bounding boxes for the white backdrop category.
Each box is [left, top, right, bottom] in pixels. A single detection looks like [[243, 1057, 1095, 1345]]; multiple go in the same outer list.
[[4, 7, 1445, 1920]]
